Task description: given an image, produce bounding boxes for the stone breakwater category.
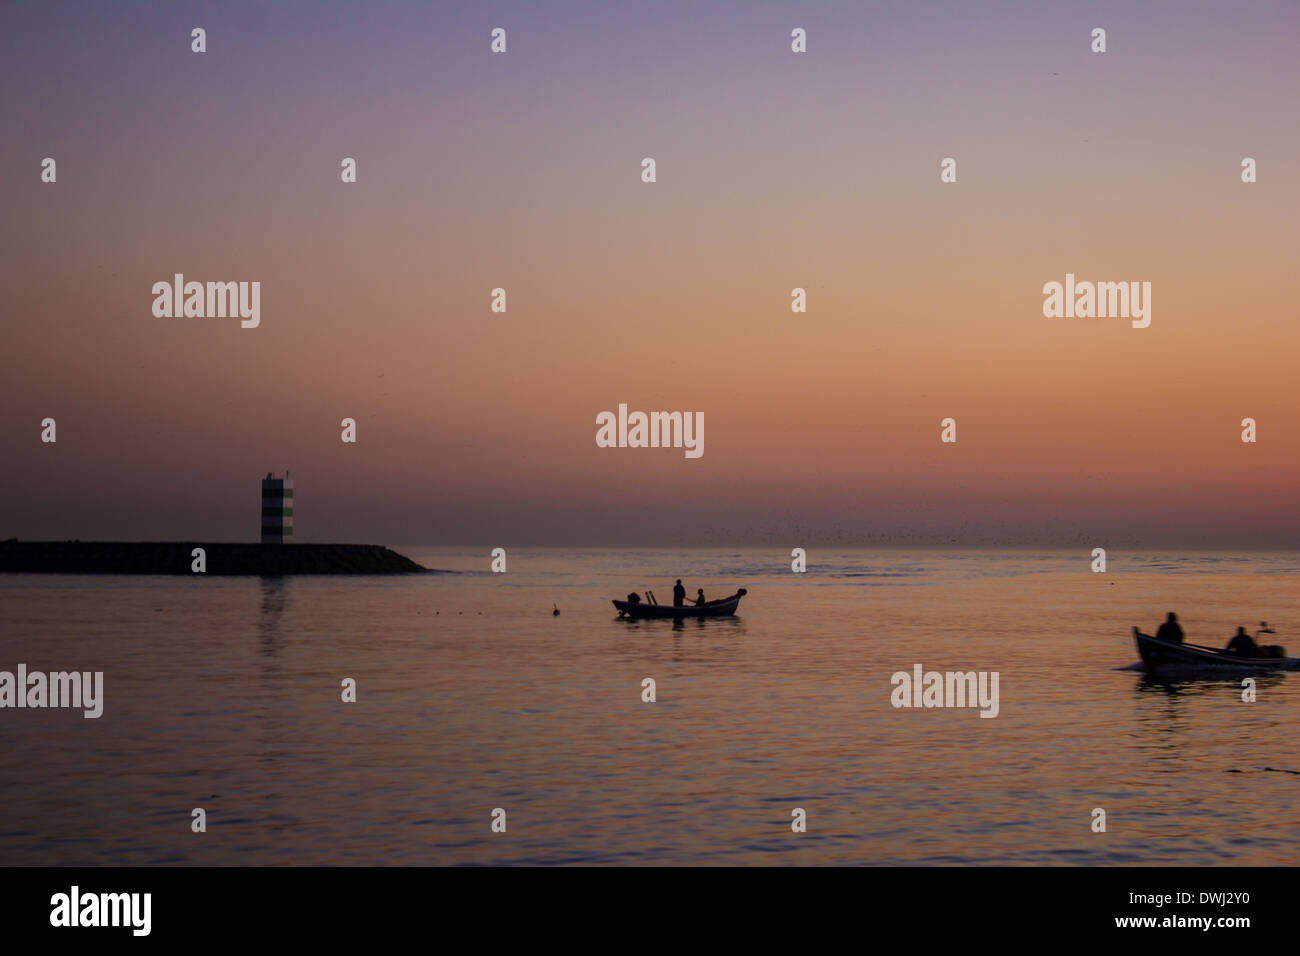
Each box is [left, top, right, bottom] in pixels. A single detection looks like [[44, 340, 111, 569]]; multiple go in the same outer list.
[[0, 541, 430, 575]]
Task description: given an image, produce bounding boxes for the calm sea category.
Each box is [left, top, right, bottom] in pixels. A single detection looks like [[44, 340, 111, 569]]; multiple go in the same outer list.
[[1, 548, 1298, 866]]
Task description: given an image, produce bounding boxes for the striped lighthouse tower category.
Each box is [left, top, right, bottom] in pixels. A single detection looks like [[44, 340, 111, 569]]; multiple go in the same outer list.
[[260, 472, 293, 544]]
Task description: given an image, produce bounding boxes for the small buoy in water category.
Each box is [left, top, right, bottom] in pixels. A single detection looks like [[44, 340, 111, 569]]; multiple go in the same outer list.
[[553, 604, 560, 616]]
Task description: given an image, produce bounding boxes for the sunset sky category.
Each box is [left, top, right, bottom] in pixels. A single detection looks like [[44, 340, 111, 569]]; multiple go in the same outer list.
[[3, 0, 1298, 547]]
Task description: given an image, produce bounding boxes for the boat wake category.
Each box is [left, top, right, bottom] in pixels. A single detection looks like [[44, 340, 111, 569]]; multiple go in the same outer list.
[[1225, 767, 1300, 776]]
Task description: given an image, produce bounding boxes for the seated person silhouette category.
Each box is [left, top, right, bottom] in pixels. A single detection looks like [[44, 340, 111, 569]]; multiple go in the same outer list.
[[626, 592, 641, 605], [1254, 622, 1286, 659], [694, 588, 706, 606], [1155, 612, 1184, 644], [1226, 626, 1261, 657], [672, 579, 686, 607]]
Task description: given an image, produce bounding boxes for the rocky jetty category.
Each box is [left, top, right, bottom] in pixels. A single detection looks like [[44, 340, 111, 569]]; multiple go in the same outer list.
[[0, 541, 429, 575]]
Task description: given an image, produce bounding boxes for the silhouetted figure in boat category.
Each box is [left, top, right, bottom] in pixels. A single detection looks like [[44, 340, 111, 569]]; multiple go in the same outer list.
[[1226, 626, 1261, 658], [694, 588, 706, 606], [1155, 612, 1184, 644], [672, 580, 686, 607], [1253, 622, 1287, 658], [626, 592, 641, 605]]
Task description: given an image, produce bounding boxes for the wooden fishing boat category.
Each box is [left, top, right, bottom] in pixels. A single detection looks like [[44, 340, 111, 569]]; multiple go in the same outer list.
[[614, 588, 747, 619], [1132, 627, 1296, 673]]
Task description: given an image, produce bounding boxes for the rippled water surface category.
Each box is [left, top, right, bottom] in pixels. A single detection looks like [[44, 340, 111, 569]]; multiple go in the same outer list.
[[2, 549, 1298, 865]]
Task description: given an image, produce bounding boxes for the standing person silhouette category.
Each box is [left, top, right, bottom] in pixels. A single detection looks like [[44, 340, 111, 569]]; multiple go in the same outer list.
[[1155, 612, 1184, 644], [672, 579, 686, 607]]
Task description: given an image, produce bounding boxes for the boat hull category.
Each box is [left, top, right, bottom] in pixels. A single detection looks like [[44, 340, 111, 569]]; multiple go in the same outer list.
[[1133, 629, 1295, 673], [614, 592, 744, 619]]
